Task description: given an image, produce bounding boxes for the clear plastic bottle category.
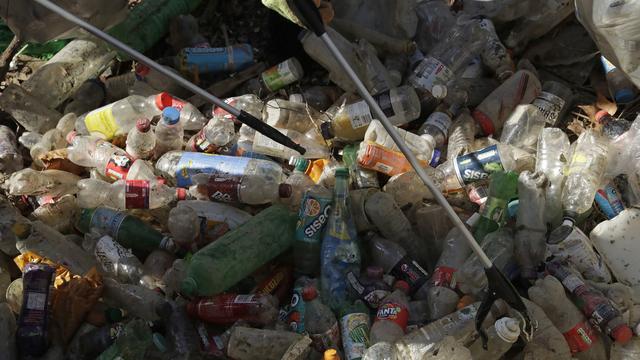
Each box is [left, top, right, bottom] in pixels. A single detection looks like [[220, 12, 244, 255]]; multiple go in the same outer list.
[[167, 206, 200, 251], [0, 126, 22, 175], [472, 70, 542, 136], [80, 94, 161, 139], [536, 128, 570, 228], [562, 129, 609, 221], [77, 178, 184, 210], [264, 98, 321, 134], [188, 170, 291, 205], [186, 115, 235, 153], [370, 281, 410, 345], [102, 277, 167, 321], [30, 114, 76, 168], [320, 86, 421, 141], [363, 119, 437, 164], [212, 94, 264, 124], [294, 183, 333, 276], [474, 18, 515, 81], [515, 171, 548, 279], [4, 168, 80, 197], [369, 235, 429, 296], [67, 133, 133, 181], [140, 250, 175, 290], [125, 118, 156, 160], [467, 317, 521, 360], [505, 0, 575, 53], [284, 157, 316, 212], [532, 80, 574, 126], [303, 286, 341, 353], [414, 0, 457, 54], [154, 107, 184, 159], [289, 86, 342, 112], [418, 104, 454, 148], [30, 194, 79, 233], [155, 151, 284, 187], [83, 233, 144, 284], [499, 104, 547, 152], [175, 200, 252, 231], [126, 159, 158, 181], [252, 127, 330, 160], [529, 275, 608, 360], [548, 226, 612, 283], [447, 110, 480, 161]]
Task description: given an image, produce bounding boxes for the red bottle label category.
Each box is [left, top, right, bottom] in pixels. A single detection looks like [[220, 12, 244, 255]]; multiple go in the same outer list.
[[375, 302, 408, 331], [192, 294, 259, 324], [309, 321, 341, 353], [204, 177, 241, 202], [105, 153, 133, 180], [432, 266, 457, 289], [125, 180, 150, 209], [563, 321, 597, 353]]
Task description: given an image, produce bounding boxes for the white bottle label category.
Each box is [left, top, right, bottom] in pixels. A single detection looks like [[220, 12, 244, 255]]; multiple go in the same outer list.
[[425, 112, 452, 136], [413, 57, 454, 91], [94, 235, 133, 272], [533, 91, 565, 124], [346, 100, 374, 129]]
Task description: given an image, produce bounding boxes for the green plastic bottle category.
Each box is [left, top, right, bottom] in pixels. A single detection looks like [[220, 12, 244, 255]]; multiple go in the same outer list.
[[181, 204, 297, 296], [473, 171, 518, 243], [340, 300, 371, 360], [75, 207, 175, 255]]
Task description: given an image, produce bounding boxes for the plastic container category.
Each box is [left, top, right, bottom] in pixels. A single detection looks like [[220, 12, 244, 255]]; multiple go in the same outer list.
[[294, 184, 333, 276], [126, 119, 156, 160], [303, 287, 341, 353], [187, 294, 279, 326], [369, 281, 410, 345], [77, 178, 184, 210]]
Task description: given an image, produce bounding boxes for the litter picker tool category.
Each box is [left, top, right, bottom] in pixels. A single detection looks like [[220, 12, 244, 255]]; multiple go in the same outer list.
[[286, 0, 532, 347], [31, 0, 306, 155]]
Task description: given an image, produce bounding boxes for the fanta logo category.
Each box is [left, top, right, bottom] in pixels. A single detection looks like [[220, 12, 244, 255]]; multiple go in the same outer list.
[[376, 303, 402, 320]]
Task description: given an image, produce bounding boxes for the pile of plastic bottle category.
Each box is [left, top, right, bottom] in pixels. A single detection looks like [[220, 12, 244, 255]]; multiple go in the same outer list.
[[2, 0, 640, 359]]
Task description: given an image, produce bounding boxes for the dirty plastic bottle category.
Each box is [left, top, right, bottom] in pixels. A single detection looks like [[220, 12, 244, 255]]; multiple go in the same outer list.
[[186, 116, 236, 154], [79, 323, 126, 360], [226, 326, 304, 360], [176, 200, 253, 230], [81, 94, 161, 140], [321, 86, 421, 141], [414, 0, 457, 53], [187, 293, 279, 326], [447, 110, 479, 161], [125, 118, 156, 160], [320, 168, 361, 311], [467, 317, 521, 360], [181, 205, 297, 296], [0, 302, 17, 360], [284, 158, 316, 212], [102, 277, 168, 322], [188, 169, 291, 205], [153, 107, 184, 158], [370, 281, 410, 345], [472, 70, 542, 136], [505, 0, 575, 53], [475, 18, 515, 82], [67, 133, 134, 181], [536, 128, 571, 228], [601, 56, 638, 104], [547, 261, 632, 344], [140, 250, 175, 290], [531, 80, 573, 126], [339, 300, 370, 360], [346, 266, 392, 309], [77, 178, 185, 210], [167, 206, 200, 251], [562, 129, 610, 222], [253, 127, 330, 160], [155, 151, 284, 187], [499, 104, 547, 152], [529, 275, 608, 359], [547, 226, 612, 283], [473, 171, 519, 243], [4, 168, 80, 197], [126, 159, 158, 182], [245, 57, 305, 94], [64, 79, 106, 116], [29, 114, 76, 168], [212, 94, 264, 124], [83, 233, 143, 284], [515, 171, 548, 279], [597, 112, 632, 141], [289, 86, 342, 112], [369, 236, 429, 295], [303, 287, 341, 353], [294, 184, 332, 276], [418, 104, 455, 149], [264, 98, 321, 135]]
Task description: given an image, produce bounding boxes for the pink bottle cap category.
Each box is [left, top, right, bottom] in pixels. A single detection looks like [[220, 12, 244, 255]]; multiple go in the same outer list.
[[176, 188, 187, 201], [136, 118, 151, 132], [66, 130, 78, 144], [302, 286, 319, 301]]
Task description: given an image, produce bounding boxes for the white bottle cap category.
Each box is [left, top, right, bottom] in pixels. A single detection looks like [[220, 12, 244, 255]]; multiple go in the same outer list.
[[495, 317, 521, 343], [431, 84, 448, 99]]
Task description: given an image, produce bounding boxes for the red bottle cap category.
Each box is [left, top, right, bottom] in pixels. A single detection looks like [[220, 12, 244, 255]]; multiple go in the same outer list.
[[595, 110, 610, 123], [136, 118, 151, 132], [155, 92, 174, 110], [66, 130, 78, 144], [366, 266, 384, 280], [279, 184, 292, 198], [472, 109, 495, 136], [612, 325, 633, 344], [394, 280, 410, 294], [135, 63, 151, 77], [176, 188, 187, 201], [302, 286, 318, 301]]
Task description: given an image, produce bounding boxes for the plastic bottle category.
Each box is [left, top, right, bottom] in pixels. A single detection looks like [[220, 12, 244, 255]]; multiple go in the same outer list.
[[178, 44, 254, 75], [529, 275, 608, 359], [80, 94, 161, 139], [447, 110, 479, 161], [102, 277, 167, 322], [418, 104, 455, 149], [16, 263, 55, 357], [346, 266, 392, 309], [154, 92, 208, 131], [126, 159, 158, 181], [181, 205, 297, 296], [597, 111, 632, 140], [83, 233, 144, 284], [320, 168, 361, 311], [29, 113, 77, 168], [289, 86, 343, 112], [158, 299, 204, 357], [531, 80, 573, 126], [175, 199, 253, 231], [546, 261, 633, 344], [188, 169, 291, 205], [499, 104, 547, 152], [226, 326, 305, 360], [514, 171, 548, 279], [79, 323, 126, 360], [536, 128, 571, 228], [370, 281, 410, 345], [303, 287, 341, 352], [472, 172, 519, 243], [339, 300, 370, 360], [284, 158, 316, 212], [96, 319, 158, 360], [294, 184, 333, 276], [414, 0, 457, 54], [369, 236, 429, 295], [362, 342, 395, 360], [186, 116, 236, 154], [78, 178, 185, 210], [64, 79, 106, 116], [0, 300, 17, 359], [600, 56, 638, 104], [140, 250, 175, 290], [187, 293, 279, 326], [243, 58, 305, 94], [252, 127, 330, 160], [4, 168, 80, 197], [466, 317, 521, 360], [360, 119, 438, 166], [212, 94, 264, 124], [155, 151, 284, 187], [505, 0, 575, 53], [562, 129, 610, 222], [75, 207, 176, 255], [67, 133, 134, 181], [264, 98, 321, 134], [125, 118, 156, 160], [153, 107, 184, 158], [320, 86, 421, 141], [547, 227, 612, 283], [472, 70, 542, 136]]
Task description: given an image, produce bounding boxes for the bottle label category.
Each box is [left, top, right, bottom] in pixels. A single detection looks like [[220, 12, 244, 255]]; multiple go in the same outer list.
[[390, 256, 429, 293], [104, 153, 133, 181], [595, 184, 625, 220], [213, 97, 239, 122], [296, 192, 332, 244], [125, 180, 150, 209], [85, 104, 118, 139], [373, 90, 396, 118], [375, 302, 408, 331], [533, 91, 565, 124], [559, 273, 585, 293], [262, 61, 297, 92], [94, 235, 133, 272], [432, 266, 457, 289], [453, 145, 503, 185], [90, 208, 127, 239], [341, 313, 370, 360], [174, 153, 250, 187], [202, 176, 242, 203], [288, 288, 306, 333], [480, 196, 507, 224], [192, 130, 218, 153], [546, 228, 611, 282], [358, 143, 416, 177], [412, 56, 454, 91], [346, 101, 374, 129], [309, 321, 341, 353], [563, 321, 597, 354], [425, 112, 452, 137], [590, 303, 618, 329]]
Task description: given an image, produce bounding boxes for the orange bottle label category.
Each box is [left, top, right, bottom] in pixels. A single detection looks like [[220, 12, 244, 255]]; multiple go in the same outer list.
[[357, 143, 422, 176]]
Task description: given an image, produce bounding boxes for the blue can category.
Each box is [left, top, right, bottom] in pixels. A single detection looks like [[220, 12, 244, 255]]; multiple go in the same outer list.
[[180, 44, 254, 75]]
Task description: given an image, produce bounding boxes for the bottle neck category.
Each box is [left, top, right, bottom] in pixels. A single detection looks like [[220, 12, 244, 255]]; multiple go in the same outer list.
[[333, 175, 349, 207]]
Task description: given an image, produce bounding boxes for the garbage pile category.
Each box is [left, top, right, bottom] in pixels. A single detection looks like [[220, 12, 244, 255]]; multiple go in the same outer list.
[[0, 0, 639, 359]]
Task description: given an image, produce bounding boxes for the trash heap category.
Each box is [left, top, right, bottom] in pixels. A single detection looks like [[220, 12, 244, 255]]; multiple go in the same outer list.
[[0, 0, 640, 359]]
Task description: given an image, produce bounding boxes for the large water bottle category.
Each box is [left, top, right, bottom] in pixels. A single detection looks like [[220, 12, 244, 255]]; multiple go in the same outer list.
[[536, 128, 571, 228]]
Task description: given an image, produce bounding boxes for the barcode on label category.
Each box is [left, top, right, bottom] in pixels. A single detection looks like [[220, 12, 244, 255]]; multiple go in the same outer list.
[[347, 101, 373, 129], [27, 292, 46, 310]]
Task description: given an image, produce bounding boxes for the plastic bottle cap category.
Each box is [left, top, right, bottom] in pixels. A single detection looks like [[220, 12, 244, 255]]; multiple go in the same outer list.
[[495, 317, 521, 343], [302, 286, 318, 301], [323, 349, 339, 360], [289, 94, 304, 103], [66, 130, 78, 144], [335, 167, 349, 177], [136, 118, 151, 132], [152, 333, 168, 353], [394, 280, 410, 294], [176, 188, 187, 201], [595, 110, 611, 123], [612, 325, 633, 344], [431, 84, 447, 99], [472, 109, 496, 136], [291, 157, 310, 172], [162, 107, 181, 125], [615, 89, 635, 104], [279, 184, 293, 198], [135, 63, 151, 77], [155, 92, 175, 110], [181, 277, 198, 296], [320, 122, 335, 140], [429, 149, 441, 167], [367, 266, 384, 279]]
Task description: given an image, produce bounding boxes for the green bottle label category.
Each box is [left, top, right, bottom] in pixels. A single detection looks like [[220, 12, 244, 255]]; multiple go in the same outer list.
[[295, 192, 332, 244], [90, 208, 127, 240]]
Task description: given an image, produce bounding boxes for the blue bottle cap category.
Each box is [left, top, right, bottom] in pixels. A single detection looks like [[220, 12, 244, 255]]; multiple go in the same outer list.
[[430, 149, 441, 167], [615, 89, 635, 104], [162, 107, 181, 125]]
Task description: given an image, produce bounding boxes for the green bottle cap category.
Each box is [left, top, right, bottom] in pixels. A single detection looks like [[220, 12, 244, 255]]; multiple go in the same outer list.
[[335, 167, 349, 177], [181, 277, 198, 296]]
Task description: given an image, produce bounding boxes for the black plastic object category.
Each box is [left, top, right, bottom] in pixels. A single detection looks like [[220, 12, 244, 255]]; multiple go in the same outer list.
[[476, 265, 531, 349], [237, 110, 306, 155], [287, 0, 327, 36]]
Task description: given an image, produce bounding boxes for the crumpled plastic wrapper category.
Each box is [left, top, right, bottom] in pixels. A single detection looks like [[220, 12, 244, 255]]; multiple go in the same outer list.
[[14, 251, 73, 288]]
